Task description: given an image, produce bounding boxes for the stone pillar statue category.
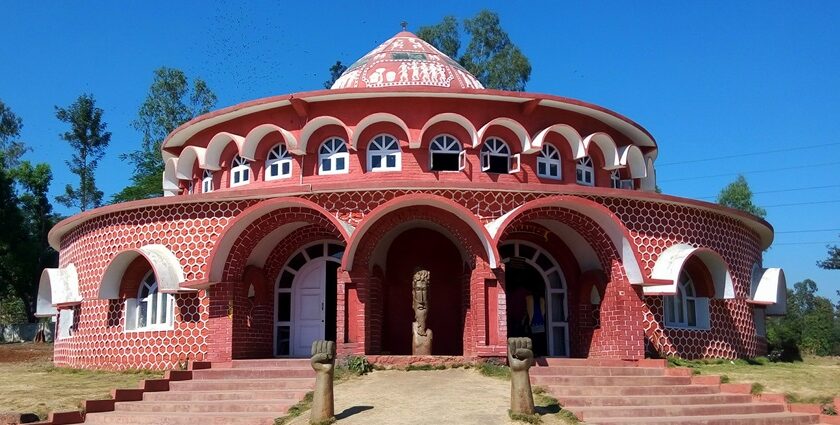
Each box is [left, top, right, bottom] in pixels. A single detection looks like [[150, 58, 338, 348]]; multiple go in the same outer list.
[[508, 337, 535, 415], [309, 340, 336, 424], [412, 268, 433, 355]]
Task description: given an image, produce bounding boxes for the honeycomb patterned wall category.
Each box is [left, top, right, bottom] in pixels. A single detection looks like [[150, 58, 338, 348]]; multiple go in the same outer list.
[[53, 190, 767, 369]]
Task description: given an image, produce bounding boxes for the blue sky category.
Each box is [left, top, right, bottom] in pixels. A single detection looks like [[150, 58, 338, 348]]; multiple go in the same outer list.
[[2, 1, 838, 300]]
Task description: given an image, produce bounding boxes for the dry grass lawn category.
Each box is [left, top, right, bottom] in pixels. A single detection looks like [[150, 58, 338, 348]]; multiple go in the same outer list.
[[0, 343, 162, 419], [684, 356, 840, 403]]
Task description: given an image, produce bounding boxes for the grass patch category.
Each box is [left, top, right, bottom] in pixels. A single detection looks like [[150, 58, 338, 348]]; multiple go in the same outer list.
[[509, 410, 542, 424], [532, 386, 579, 424], [0, 343, 164, 419], [750, 382, 764, 395], [477, 359, 510, 380], [719, 375, 730, 384], [555, 409, 581, 424], [404, 363, 447, 371], [274, 391, 314, 425]]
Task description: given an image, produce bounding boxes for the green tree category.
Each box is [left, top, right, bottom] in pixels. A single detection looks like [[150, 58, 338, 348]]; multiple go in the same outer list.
[[417, 10, 531, 91], [817, 238, 840, 269], [0, 164, 28, 308], [55, 94, 111, 211], [324, 61, 348, 89], [0, 99, 26, 168], [114, 67, 217, 202], [716, 174, 766, 218]]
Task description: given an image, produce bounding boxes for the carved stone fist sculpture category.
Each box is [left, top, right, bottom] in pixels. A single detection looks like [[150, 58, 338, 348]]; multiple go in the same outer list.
[[507, 337, 535, 415], [309, 340, 336, 424]]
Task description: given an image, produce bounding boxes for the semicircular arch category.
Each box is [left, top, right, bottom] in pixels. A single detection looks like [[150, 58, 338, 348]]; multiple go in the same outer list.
[[416, 113, 478, 149], [477, 117, 531, 152], [531, 124, 585, 157], [645, 244, 735, 299], [242, 124, 300, 159], [100, 245, 186, 299]]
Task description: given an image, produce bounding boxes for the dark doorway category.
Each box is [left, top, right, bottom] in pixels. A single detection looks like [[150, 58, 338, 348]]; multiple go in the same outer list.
[[325, 260, 339, 344], [383, 228, 464, 355], [505, 259, 549, 357]]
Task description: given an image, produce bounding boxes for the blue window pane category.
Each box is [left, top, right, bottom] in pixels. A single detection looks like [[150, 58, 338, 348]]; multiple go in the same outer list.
[[538, 163, 546, 175], [271, 163, 279, 176], [336, 157, 345, 170], [371, 155, 382, 169], [386, 155, 396, 168], [322, 159, 331, 171], [282, 162, 290, 175]]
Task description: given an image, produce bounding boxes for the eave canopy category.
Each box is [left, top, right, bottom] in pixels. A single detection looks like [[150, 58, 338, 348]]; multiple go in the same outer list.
[[36, 264, 82, 317]]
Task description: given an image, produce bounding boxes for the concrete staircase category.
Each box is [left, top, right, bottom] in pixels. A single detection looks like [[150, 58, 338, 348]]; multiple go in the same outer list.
[[532, 358, 821, 425], [83, 359, 314, 425]]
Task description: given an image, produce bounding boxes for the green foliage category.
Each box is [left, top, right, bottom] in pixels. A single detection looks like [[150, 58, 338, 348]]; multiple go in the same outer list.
[[404, 363, 446, 371], [338, 355, 373, 375], [767, 279, 839, 357], [817, 239, 840, 269], [555, 409, 581, 424], [750, 382, 765, 395], [719, 375, 730, 383], [55, 94, 111, 211], [274, 391, 314, 425], [477, 358, 511, 379], [323, 61, 348, 89], [114, 67, 216, 202], [0, 100, 26, 169], [0, 288, 27, 325], [716, 175, 766, 218], [509, 410, 542, 424], [418, 11, 531, 91]]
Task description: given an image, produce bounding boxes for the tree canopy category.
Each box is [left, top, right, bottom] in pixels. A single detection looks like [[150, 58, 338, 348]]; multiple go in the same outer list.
[[817, 239, 840, 269], [114, 67, 216, 202], [766, 278, 840, 359], [0, 100, 26, 168], [716, 174, 767, 218], [55, 94, 111, 211], [417, 11, 531, 91], [323, 61, 348, 89]]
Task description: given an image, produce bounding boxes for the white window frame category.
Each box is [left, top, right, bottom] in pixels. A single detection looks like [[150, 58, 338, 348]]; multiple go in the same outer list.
[[202, 169, 214, 193], [610, 170, 621, 189], [265, 143, 293, 181], [230, 155, 251, 187], [537, 143, 562, 179], [128, 271, 175, 332], [318, 137, 349, 175], [620, 179, 634, 189], [429, 134, 465, 172], [185, 180, 194, 195], [576, 156, 595, 186], [664, 271, 710, 330], [480, 137, 519, 174], [367, 134, 401, 172]]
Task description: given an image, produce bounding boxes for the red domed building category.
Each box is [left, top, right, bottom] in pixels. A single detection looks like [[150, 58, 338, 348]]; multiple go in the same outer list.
[[38, 32, 787, 370]]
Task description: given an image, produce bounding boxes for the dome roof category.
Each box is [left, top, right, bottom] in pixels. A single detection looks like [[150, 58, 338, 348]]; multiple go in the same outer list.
[[331, 31, 485, 90]]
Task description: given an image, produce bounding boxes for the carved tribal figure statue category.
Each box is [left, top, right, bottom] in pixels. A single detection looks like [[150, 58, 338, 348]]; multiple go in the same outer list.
[[309, 340, 336, 424], [412, 268, 433, 355]]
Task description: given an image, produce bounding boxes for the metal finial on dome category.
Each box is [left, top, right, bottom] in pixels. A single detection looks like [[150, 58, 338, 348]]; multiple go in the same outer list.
[[401, 21, 408, 31]]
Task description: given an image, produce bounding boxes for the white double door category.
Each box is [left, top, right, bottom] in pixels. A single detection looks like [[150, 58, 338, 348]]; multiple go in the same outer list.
[[292, 259, 327, 357]]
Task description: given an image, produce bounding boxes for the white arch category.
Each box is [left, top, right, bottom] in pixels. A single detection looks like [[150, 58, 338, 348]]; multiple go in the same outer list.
[[175, 146, 207, 180], [644, 244, 735, 299], [242, 124, 301, 158], [100, 245, 187, 299], [477, 117, 531, 152], [751, 264, 787, 316], [299, 116, 352, 154], [163, 157, 180, 197], [349, 113, 412, 150], [204, 132, 246, 170], [618, 145, 647, 178], [36, 264, 82, 317], [531, 124, 585, 157], [582, 132, 621, 169], [416, 113, 478, 149], [640, 155, 657, 192]]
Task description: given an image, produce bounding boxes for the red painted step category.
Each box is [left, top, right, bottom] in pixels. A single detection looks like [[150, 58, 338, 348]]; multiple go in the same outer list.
[[113, 399, 295, 413], [584, 412, 820, 425], [83, 411, 282, 425], [190, 367, 315, 379], [572, 402, 785, 420], [168, 377, 314, 391], [143, 389, 309, 402], [230, 358, 312, 369], [531, 374, 692, 386], [530, 366, 667, 376], [543, 384, 722, 396], [557, 393, 753, 407]]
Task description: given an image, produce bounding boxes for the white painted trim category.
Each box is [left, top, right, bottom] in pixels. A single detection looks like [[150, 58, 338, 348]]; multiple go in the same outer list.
[[477, 117, 531, 152], [645, 244, 735, 299], [300, 116, 352, 154], [366, 133, 402, 172], [531, 124, 585, 157], [36, 264, 82, 317], [416, 112, 478, 149], [204, 132, 246, 170], [350, 113, 412, 150], [750, 265, 787, 316], [582, 132, 621, 170], [163, 157, 180, 197], [100, 245, 188, 299], [618, 145, 647, 178], [242, 124, 300, 158], [175, 146, 207, 180]]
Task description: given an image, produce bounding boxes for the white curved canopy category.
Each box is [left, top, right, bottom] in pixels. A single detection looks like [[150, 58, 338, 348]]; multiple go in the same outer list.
[[204, 132, 245, 170], [416, 113, 478, 149], [640, 155, 657, 192], [242, 124, 300, 158], [163, 157, 180, 197], [350, 113, 412, 150], [175, 146, 208, 180], [582, 132, 621, 169], [36, 264, 82, 317], [644, 243, 735, 299], [531, 124, 585, 157], [99, 245, 188, 299], [477, 118, 531, 152], [299, 116, 352, 153], [618, 145, 647, 178], [750, 265, 787, 316]]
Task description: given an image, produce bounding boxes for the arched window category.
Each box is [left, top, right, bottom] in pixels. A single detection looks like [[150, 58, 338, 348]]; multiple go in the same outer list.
[[537, 143, 562, 179], [230, 155, 250, 187], [202, 170, 214, 193], [265, 144, 293, 180], [481, 137, 519, 174], [429, 134, 465, 171], [664, 271, 710, 329], [576, 156, 594, 186], [319, 137, 349, 175], [367, 134, 401, 172], [184, 180, 194, 195], [134, 271, 174, 331], [610, 170, 621, 189]]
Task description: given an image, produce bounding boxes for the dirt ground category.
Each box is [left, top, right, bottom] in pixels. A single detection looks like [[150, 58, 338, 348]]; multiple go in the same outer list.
[[287, 368, 570, 425], [0, 343, 162, 419]]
